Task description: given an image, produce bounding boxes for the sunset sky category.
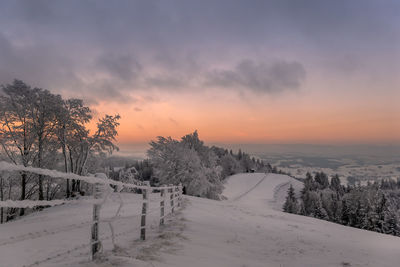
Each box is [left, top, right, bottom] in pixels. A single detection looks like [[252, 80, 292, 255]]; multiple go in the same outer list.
[[0, 0, 399, 146]]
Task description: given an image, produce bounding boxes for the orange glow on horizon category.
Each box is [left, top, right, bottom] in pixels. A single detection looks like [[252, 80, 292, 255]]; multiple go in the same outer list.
[[88, 86, 400, 145]]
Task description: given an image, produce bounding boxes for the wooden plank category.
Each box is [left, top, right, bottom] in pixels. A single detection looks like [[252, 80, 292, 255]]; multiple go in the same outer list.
[[140, 187, 148, 240], [170, 185, 174, 214], [91, 182, 102, 259], [160, 187, 165, 226]]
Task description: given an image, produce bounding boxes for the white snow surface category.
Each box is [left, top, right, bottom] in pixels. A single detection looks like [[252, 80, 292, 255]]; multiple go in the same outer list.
[[1, 172, 400, 267]]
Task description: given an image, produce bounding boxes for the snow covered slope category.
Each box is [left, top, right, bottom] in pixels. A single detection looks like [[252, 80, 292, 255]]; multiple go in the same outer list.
[[1, 173, 400, 267], [222, 172, 303, 210], [145, 173, 400, 267]]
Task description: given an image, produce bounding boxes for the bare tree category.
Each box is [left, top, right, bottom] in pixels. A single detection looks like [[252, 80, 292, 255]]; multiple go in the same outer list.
[[30, 88, 64, 200], [0, 80, 36, 215], [54, 98, 91, 197], [68, 114, 120, 193]]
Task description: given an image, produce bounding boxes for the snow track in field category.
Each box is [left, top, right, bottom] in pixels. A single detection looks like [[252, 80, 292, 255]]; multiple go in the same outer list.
[[231, 174, 266, 201], [0, 219, 92, 247]]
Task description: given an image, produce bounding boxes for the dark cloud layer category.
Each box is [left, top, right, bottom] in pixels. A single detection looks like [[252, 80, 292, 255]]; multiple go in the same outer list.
[[205, 60, 306, 94], [96, 54, 142, 82], [0, 0, 398, 102]]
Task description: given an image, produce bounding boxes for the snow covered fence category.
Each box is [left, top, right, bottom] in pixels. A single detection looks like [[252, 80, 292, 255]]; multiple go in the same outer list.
[[0, 161, 161, 191], [0, 161, 183, 262]]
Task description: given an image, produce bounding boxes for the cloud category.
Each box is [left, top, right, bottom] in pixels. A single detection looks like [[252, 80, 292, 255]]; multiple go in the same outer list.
[[0, 32, 80, 93], [169, 117, 179, 126], [205, 59, 306, 93], [0, 0, 397, 104], [96, 53, 142, 81], [145, 75, 187, 89]]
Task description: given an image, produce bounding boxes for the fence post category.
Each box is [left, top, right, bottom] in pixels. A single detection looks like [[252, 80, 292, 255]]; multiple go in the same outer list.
[[160, 186, 165, 226], [174, 186, 179, 208], [91, 183, 102, 260], [177, 183, 182, 208], [140, 186, 148, 240], [169, 184, 174, 214]]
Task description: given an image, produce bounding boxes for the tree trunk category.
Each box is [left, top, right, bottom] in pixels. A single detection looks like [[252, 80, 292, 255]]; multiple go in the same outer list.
[[46, 179, 50, 200], [62, 140, 70, 198], [20, 125, 28, 216], [0, 177, 3, 223], [38, 134, 44, 200], [19, 172, 26, 216], [68, 148, 77, 193], [61, 127, 71, 198], [80, 146, 91, 175], [66, 179, 70, 198]]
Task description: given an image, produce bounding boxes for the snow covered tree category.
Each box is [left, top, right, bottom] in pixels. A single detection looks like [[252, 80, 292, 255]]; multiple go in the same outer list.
[[54, 98, 92, 197], [315, 172, 329, 189], [375, 193, 389, 233], [341, 199, 351, 225], [0, 80, 120, 202], [313, 193, 329, 219], [384, 208, 400, 236], [220, 154, 240, 178], [68, 114, 120, 193], [148, 132, 223, 199], [330, 174, 344, 195], [30, 87, 64, 200], [148, 136, 207, 195], [0, 80, 37, 214], [298, 173, 400, 237], [283, 184, 298, 214]]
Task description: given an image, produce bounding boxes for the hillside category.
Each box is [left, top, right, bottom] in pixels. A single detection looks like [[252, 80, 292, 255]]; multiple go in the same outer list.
[[1, 173, 400, 267], [135, 173, 400, 267]]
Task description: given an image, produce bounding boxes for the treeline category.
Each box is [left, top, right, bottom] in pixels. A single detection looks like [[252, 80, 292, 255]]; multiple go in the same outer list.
[[138, 131, 269, 199], [110, 132, 285, 200], [283, 172, 400, 236], [0, 80, 120, 221]]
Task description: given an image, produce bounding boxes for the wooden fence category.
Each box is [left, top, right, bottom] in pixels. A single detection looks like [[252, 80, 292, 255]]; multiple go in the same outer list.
[[0, 161, 183, 264]]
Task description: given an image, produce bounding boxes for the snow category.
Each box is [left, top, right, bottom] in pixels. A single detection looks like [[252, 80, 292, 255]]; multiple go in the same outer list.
[[222, 172, 303, 210], [0, 161, 175, 191], [0, 191, 177, 267], [1, 172, 400, 266], [0, 198, 102, 208], [151, 173, 400, 267]]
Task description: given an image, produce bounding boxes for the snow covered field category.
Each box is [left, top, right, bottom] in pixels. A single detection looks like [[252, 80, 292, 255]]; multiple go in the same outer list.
[[0, 192, 174, 267], [1, 173, 400, 267]]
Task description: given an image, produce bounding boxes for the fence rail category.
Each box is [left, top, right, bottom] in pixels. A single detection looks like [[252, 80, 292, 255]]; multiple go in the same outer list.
[[0, 161, 183, 264]]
